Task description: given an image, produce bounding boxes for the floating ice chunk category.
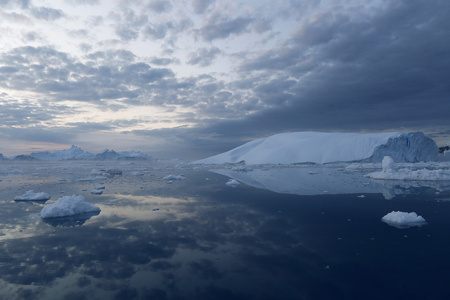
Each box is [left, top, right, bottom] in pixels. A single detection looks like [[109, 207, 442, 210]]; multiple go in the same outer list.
[[90, 169, 103, 175], [106, 168, 122, 176], [382, 156, 395, 172], [15, 190, 51, 201], [231, 166, 253, 172], [366, 168, 450, 181], [382, 211, 426, 228], [40, 195, 100, 219], [226, 179, 240, 187], [76, 176, 107, 182], [163, 174, 185, 181]]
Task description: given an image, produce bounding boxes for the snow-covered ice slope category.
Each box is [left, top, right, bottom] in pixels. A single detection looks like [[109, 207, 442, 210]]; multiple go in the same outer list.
[[195, 132, 438, 165]]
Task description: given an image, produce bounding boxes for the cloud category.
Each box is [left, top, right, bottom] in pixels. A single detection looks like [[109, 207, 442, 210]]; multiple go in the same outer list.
[[191, 0, 215, 14], [142, 23, 168, 40], [150, 57, 178, 66], [30, 6, 65, 21], [0, 126, 76, 144], [64, 0, 100, 5], [200, 14, 253, 41], [112, 9, 149, 41], [147, 0, 172, 13], [0, 47, 174, 103], [230, 0, 450, 135], [142, 19, 194, 41], [0, 0, 30, 9], [0, 10, 31, 23], [187, 47, 221, 67], [115, 25, 139, 41]]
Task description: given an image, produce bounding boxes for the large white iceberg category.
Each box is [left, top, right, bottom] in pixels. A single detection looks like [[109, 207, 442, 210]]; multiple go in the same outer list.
[[194, 132, 438, 165], [382, 211, 426, 228], [40, 195, 101, 219]]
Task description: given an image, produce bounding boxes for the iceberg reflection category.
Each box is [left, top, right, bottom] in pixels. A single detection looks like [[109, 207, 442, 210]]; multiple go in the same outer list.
[[41, 211, 100, 227], [211, 166, 450, 198]]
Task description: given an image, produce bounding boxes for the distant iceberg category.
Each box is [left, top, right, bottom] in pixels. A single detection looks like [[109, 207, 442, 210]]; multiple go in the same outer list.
[[194, 132, 438, 165], [14, 190, 51, 201], [26, 145, 153, 161]]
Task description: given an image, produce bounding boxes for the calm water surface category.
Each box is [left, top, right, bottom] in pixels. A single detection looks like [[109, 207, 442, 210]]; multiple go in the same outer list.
[[1, 161, 449, 300]]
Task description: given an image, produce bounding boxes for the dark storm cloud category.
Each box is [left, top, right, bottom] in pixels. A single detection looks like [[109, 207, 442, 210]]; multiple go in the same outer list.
[[187, 47, 221, 67], [128, 0, 450, 159], [200, 14, 253, 41], [224, 0, 450, 136], [0, 127, 76, 144], [30, 6, 65, 21]]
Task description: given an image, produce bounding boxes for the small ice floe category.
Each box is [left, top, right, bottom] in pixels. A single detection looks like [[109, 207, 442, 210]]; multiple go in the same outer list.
[[90, 168, 122, 177], [367, 168, 450, 181], [366, 156, 450, 181], [226, 179, 240, 187], [163, 174, 185, 181], [381, 211, 427, 228], [14, 190, 51, 201], [130, 171, 145, 176], [106, 168, 122, 177], [76, 176, 107, 182], [231, 166, 253, 172], [91, 189, 103, 195], [40, 195, 100, 218]]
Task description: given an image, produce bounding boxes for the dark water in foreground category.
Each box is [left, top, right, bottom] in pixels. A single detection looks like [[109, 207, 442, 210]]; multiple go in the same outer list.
[[1, 161, 450, 299]]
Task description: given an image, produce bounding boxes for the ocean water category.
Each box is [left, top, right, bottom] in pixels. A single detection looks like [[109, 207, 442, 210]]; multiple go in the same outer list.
[[1, 161, 450, 300]]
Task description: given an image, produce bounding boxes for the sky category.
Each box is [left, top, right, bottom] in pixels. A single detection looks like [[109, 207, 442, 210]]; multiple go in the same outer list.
[[0, 0, 449, 159]]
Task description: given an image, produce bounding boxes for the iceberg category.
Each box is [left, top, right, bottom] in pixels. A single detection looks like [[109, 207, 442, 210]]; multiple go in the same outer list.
[[366, 168, 450, 181], [14, 190, 51, 201], [382, 156, 395, 172], [163, 174, 185, 181], [194, 132, 438, 165], [226, 179, 240, 187], [30, 145, 95, 160], [381, 211, 426, 228], [26, 145, 153, 161], [40, 195, 100, 219]]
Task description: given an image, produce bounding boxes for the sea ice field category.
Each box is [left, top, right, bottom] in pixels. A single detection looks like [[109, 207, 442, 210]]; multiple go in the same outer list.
[[1, 158, 450, 299]]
